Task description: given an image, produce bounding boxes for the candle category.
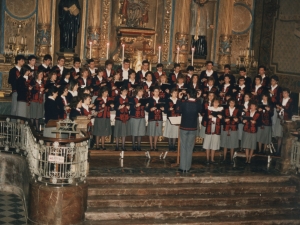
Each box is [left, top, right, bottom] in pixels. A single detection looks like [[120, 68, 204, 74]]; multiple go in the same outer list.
[[106, 42, 110, 59], [158, 46, 161, 63], [122, 44, 125, 62], [191, 47, 195, 66], [176, 47, 180, 63], [25, 36, 27, 45], [21, 37, 24, 44], [89, 41, 92, 59]]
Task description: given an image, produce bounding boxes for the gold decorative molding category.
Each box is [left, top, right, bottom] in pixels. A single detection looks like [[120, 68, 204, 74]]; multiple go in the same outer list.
[[36, 23, 51, 59], [162, 0, 172, 62], [100, 0, 111, 60], [175, 32, 189, 66], [86, 26, 101, 63], [218, 34, 232, 71], [6, 0, 36, 18]]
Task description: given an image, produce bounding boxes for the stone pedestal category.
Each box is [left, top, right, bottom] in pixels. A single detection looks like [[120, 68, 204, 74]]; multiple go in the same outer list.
[[275, 121, 298, 173], [28, 181, 88, 225]]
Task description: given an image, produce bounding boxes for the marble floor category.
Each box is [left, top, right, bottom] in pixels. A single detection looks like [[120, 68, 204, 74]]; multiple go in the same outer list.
[[0, 192, 27, 225]]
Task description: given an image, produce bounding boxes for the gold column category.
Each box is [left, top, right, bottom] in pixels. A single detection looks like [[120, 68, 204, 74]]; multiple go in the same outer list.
[[173, 0, 191, 67], [86, 0, 101, 64], [217, 0, 235, 70], [36, 0, 52, 60]]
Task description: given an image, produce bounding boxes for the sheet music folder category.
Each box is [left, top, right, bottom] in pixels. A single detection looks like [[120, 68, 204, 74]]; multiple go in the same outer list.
[[168, 116, 182, 125]]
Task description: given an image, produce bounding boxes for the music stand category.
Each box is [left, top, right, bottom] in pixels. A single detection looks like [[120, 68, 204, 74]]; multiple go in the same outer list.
[[169, 116, 182, 165]]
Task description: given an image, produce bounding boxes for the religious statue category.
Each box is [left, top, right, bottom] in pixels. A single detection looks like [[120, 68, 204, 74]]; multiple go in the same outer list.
[[58, 0, 81, 52], [120, 0, 149, 28], [190, 0, 213, 59]]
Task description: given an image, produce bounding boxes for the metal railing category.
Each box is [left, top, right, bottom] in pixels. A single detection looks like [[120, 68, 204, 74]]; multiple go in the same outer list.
[[0, 116, 89, 185]]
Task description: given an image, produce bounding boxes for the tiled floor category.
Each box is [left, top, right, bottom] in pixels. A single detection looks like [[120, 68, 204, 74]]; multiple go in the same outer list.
[[0, 192, 27, 225]]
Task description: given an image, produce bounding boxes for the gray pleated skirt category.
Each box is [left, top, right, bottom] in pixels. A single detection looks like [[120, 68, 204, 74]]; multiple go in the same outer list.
[[114, 120, 130, 137], [220, 130, 239, 149], [257, 126, 272, 144], [130, 118, 146, 136], [199, 126, 206, 138], [273, 118, 283, 137], [16, 101, 28, 118], [93, 118, 111, 136], [163, 119, 178, 138], [147, 121, 162, 136], [238, 123, 243, 140], [30, 102, 44, 119], [241, 132, 257, 150], [203, 134, 220, 150]]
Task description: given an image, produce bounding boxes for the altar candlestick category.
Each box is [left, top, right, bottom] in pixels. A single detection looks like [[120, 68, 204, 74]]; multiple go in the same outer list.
[[158, 46, 161, 63], [106, 42, 110, 59], [176, 47, 180, 63], [89, 41, 92, 59], [191, 47, 195, 66], [122, 44, 125, 62]]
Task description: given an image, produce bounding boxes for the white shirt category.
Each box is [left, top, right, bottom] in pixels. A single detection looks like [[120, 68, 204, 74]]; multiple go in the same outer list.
[[68, 90, 78, 97], [271, 84, 278, 91], [250, 110, 256, 117], [122, 68, 129, 80], [81, 77, 87, 88], [208, 85, 213, 91], [121, 95, 127, 100], [97, 76, 103, 82], [193, 83, 197, 88], [61, 95, 67, 105], [15, 65, 21, 71], [23, 75, 28, 81], [142, 70, 148, 77], [229, 107, 235, 116], [223, 83, 230, 92], [158, 71, 162, 76], [206, 70, 213, 77], [153, 97, 159, 103], [171, 98, 177, 104], [36, 80, 42, 85], [239, 84, 245, 89], [28, 64, 35, 70], [146, 81, 152, 87], [106, 69, 111, 77], [244, 101, 249, 109], [42, 64, 48, 69], [89, 68, 97, 75], [74, 67, 80, 73], [255, 85, 262, 92], [129, 79, 135, 85], [177, 83, 184, 88], [48, 96, 55, 100], [64, 78, 69, 83], [174, 72, 179, 79], [58, 65, 64, 74], [82, 103, 89, 112], [282, 97, 290, 107]]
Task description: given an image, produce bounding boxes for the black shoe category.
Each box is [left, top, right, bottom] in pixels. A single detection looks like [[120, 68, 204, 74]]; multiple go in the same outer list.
[[102, 147, 106, 150], [154, 148, 158, 152], [115, 147, 119, 151], [150, 148, 154, 151], [132, 147, 137, 151], [177, 169, 184, 172], [96, 147, 101, 150], [206, 161, 210, 165], [137, 147, 142, 151], [211, 161, 218, 164], [121, 147, 127, 151]]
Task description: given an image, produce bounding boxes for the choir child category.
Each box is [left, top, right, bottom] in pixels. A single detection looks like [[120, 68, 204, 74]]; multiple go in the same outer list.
[[219, 74, 233, 104], [269, 75, 282, 131], [67, 80, 79, 103], [203, 98, 223, 164], [8, 55, 25, 116], [199, 91, 215, 139], [93, 86, 114, 150], [273, 88, 293, 155], [258, 65, 270, 89], [146, 86, 165, 151], [69, 97, 83, 120], [30, 71, 45, 130], [199, 61, 218, 87], [110, 72, 122, 99], [220, 98, 240, 163], [239, 67, 252, 90], [129, 86, 146, 151], [202, 77, 218, 99], [218, 64, 236, 88], [238, 93, 251, 141], [27, 55, 38, 74], [127, 69, 138, 97], [241, 101, 260, 163], [176, 75, 187, 90], [114, 86, 131, 151], [56, 86, 70, 120], [142, 72, 155, 98], [69, 57, 81, 80], [234, 76, 249, 105], [169, 63, 181, 84], [81, 94, 95, 146], [186, 66, 194, 85], [189, 74, 200, 90], [176, 89, 202, 172], [38, 54, 52, 82], [16, 66, 32, 117], [52, 56, 67, 82], [257, 93, 273, 153], [158, 74, 170, 99], [44, 87, 59, 124], [92, 69, 107, 102], [120, 59, 130, 81], [251, 75, 264, 102], [136, 60, 150, 83], [59, 71, 71, 88], [87, 59, 98, 77], [45, 71, 59, 98], [163, 88, 180, 151], [154, 63, 166, 82], [103, 59, 115, 81], [78, 68, 92, 89]]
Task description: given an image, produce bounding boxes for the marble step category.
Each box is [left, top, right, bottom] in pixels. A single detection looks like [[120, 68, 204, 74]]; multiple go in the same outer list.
[[87, 193, 299, 208], [84, 215, 300, 225], [87, 175, 291, 185], [88, 182, 297, 196], [85, 204, 300, 221]]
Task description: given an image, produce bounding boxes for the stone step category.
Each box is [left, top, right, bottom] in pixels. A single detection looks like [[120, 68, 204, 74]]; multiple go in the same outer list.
[[84, 214, 300, 225], [85, 204, 300, 221], [87, 193, 299, 208], [88, 182, 297, 196], [87, 175, 291, 185]]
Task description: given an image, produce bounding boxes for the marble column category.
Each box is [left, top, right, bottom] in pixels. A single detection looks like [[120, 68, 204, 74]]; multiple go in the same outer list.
[[36, 0, 52, 61], [86, 0, 101, 65], [217, 0, 234, 71], [173, 0, 191, 67]]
